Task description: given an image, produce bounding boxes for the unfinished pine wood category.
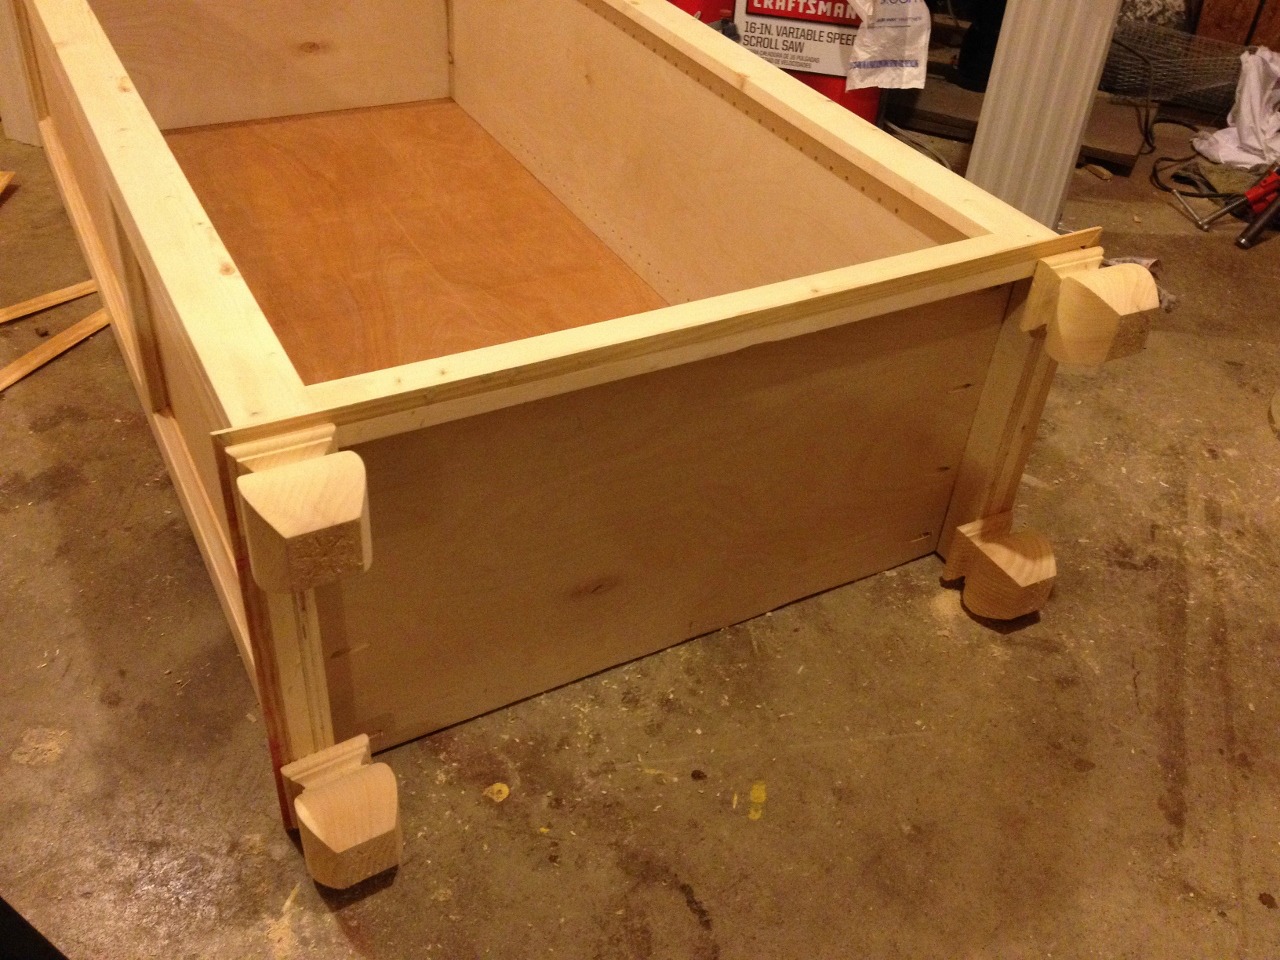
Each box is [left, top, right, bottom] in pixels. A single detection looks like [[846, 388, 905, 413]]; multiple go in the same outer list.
[[1014, 248, 1105, 333], [1046, 265, 1159, 366], [165, 101, 670, 385], [316, 288, 1006, 751], [454, 0, 964, 307], [27, 0, 1135, 857], [0, 279, 96, 325], [0, 308, 109, 392], [25, 0, 311, 426], [41, 115, 253, 671], [238, 452, 372, 593], [938, 279, 1051, 560], [293, 762, 401, 890], [223, 228, 1101, 451], [942, 513, 1056, 620], [224, 435, 350, 819], [280, 733, 371, 810], [0, 172, 12, 195], [281, 734, 402, 887], [84, 0, 449, 131]]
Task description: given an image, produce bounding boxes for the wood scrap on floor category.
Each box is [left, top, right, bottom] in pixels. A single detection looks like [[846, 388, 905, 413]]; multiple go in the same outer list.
[[0, 279, 98, 325], [0, 308, 110, 393], [0, 172, 13, 197]]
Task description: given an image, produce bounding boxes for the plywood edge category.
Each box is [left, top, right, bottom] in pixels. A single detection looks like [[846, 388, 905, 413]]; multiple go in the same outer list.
[[23, 0, 312, 428], [211, 228, 1101, 450], [580, 0, 1050, 240]]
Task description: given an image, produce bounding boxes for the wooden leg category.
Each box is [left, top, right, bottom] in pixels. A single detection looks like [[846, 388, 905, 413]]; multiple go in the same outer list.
[[228, 435, 401, 887], [281, 735, 402, 890], [942, 512, 1056, 620]]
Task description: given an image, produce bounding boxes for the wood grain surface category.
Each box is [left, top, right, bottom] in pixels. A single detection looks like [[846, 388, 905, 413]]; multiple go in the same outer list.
[[86, 0, 450, 130], [315, 287, 1008, 752], [166, 101, 669, 385]]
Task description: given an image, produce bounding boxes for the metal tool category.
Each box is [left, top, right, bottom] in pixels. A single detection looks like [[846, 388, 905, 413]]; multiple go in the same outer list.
[[1172, 165, 1280, 234], [1236, 189, 1280, 249]]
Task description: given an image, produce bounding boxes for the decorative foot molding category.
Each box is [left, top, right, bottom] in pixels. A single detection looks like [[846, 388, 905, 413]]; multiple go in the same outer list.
[[1017, 250, 1160, 366], [942, 513, 1056, 620], [281, 735, 402, 890]]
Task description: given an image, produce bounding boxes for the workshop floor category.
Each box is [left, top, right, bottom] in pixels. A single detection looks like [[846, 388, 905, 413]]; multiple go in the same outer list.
[[3, 119, 1279, 959]]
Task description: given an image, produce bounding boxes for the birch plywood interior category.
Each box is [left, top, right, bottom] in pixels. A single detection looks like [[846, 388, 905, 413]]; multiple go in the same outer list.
[[18, 0, 1158, 888], [165, 102, 669, 384]]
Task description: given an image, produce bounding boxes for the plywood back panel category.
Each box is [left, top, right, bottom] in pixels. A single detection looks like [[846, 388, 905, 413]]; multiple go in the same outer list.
[[317, 287, 1009, 752], [452, 0, 964, 305], [85, 0, 450, 130]]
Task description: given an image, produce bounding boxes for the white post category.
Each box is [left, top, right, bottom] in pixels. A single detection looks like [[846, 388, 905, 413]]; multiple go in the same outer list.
[[965, 0, 1123, 227]]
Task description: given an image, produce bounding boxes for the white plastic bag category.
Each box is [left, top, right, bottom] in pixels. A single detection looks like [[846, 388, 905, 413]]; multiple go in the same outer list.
[[1193, 47, 1280, 168], [845, 0, 931, 90]]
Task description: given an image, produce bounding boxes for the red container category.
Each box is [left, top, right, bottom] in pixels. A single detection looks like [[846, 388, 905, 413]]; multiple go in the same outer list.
[[666, 1, 880, 124], [790, 71, 880, 124]]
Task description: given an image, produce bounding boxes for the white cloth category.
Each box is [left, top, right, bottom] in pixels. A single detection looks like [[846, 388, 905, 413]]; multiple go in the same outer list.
[[844, 0, 931, 90], [1193, 47, 1280, 168]]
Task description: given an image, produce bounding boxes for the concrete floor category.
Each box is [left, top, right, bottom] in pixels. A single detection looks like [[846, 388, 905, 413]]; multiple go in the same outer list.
[[3, 121, 1279, 959]]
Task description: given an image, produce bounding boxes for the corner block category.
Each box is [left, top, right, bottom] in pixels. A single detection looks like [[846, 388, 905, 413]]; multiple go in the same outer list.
[[1017, 251, 1159, 367], [237, 451, 372, 593], [1047, 264, 1159, 366], [281, 735, 402, 889], [942, 512, 1056, 620]]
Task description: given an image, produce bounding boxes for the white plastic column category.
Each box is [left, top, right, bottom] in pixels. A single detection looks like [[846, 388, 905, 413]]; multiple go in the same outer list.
[[965, 0, 1123, 227]]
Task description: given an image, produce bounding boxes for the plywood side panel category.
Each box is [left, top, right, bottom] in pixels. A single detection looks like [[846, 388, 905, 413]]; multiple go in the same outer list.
[[318, 288, 1008, 752], [453, 0, 964, 306], [85, 0, 450, 130]]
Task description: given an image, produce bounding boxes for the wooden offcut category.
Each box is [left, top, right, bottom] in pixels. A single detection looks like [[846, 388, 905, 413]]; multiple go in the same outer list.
[[0, 308, 109, 392], [16, 0, 1157, 888], [0, 279, 96, 325]]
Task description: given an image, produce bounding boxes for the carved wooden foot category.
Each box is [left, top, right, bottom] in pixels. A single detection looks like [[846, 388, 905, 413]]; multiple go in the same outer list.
[[942, 513, 1056, 620], [1017, 250, 1160, 366], [280, 735, 402, 889]]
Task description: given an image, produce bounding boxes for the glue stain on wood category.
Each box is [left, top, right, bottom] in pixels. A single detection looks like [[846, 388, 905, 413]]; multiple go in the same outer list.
[[10, 728, 70, 765]]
